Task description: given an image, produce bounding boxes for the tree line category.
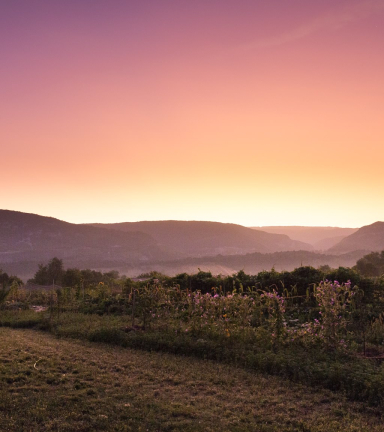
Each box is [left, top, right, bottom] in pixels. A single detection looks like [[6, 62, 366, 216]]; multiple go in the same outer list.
[[8, 249, 384, 301], [27, 257, 121, 288]]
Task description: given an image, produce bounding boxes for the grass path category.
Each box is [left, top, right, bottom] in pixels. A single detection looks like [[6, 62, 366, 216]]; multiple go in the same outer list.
[[0, 328, 383, 432]]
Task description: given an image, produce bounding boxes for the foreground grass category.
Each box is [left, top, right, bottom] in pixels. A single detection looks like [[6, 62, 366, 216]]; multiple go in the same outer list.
[[1, 327, 383, 432], [2, 310, 384, 408]]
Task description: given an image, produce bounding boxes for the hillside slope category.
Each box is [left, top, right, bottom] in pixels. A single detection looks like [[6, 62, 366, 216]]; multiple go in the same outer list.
[[89, 220, 313, 257], [253, 226, 358, 249], [328, 221, 384, 254], [1, 211, 313, 280], [0, 210, 170, 266]]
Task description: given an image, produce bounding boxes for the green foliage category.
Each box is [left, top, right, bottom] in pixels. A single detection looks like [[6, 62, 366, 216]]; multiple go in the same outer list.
[[0, 285, 10, 305], [0, 269, 22, 288], [62, 267, 82, 287], [29, 257, 64, 285], [0, 269, 22, 305], [137, 270, 168, 280], [6, 262, 384, 408], [355, 251, 384, 277]]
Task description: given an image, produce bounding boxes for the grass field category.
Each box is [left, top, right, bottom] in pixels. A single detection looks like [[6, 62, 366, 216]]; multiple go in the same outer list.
[[1, 327, 383, 432]]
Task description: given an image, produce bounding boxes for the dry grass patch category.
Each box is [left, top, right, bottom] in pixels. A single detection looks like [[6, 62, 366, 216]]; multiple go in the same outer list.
[[0, 328, 383, 431]]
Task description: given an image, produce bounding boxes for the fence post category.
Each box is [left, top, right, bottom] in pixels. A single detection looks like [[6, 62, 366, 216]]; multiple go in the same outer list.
[[132, 288, 136, 328]]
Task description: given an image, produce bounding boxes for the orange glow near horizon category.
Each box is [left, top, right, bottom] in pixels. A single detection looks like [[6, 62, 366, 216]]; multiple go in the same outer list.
[[1, 1, 384, 228]]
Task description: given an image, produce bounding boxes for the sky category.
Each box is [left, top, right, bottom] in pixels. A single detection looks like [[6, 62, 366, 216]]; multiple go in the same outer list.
[[1, 0, 384, 227]]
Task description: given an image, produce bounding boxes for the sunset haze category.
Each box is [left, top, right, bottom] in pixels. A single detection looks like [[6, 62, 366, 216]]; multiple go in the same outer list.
[[2, 0, 383, 227]]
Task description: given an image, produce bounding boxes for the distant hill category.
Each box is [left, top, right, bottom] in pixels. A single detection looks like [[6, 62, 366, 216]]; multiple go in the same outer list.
[[0, 211, 312, 281], [313, 235, 350, 251], [0, 210, 172, 279], [253, 226, 358, 250], [89, 221, 313, 257], [0, 210, 370, 281], [328, 222, 384, 254]]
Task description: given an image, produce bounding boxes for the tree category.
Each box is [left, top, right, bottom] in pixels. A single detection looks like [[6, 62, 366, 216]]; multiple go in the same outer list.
[[0, 285, 10, 305], [0, 269, 10, 305], [30, 257, 64, 285], [0, 269, 10, 287], [1, 270, 22, 288], [62, 268, 82, 287], [31, 263, 49, 285], [355, 252, 384, 277], [47, 257, 64, 285]]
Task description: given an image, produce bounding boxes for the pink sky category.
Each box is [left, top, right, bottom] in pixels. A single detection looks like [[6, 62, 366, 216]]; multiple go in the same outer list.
[[1, 1, 384, 227]]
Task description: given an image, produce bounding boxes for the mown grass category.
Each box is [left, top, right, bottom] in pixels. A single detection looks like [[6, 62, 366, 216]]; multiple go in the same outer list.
[[1, 327, 384, 432], [2, 310, 384, 409]]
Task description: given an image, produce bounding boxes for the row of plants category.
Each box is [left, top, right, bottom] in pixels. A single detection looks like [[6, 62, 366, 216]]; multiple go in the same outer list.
[[3, 264, 384, 352], [2, 260, 384, 406]]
